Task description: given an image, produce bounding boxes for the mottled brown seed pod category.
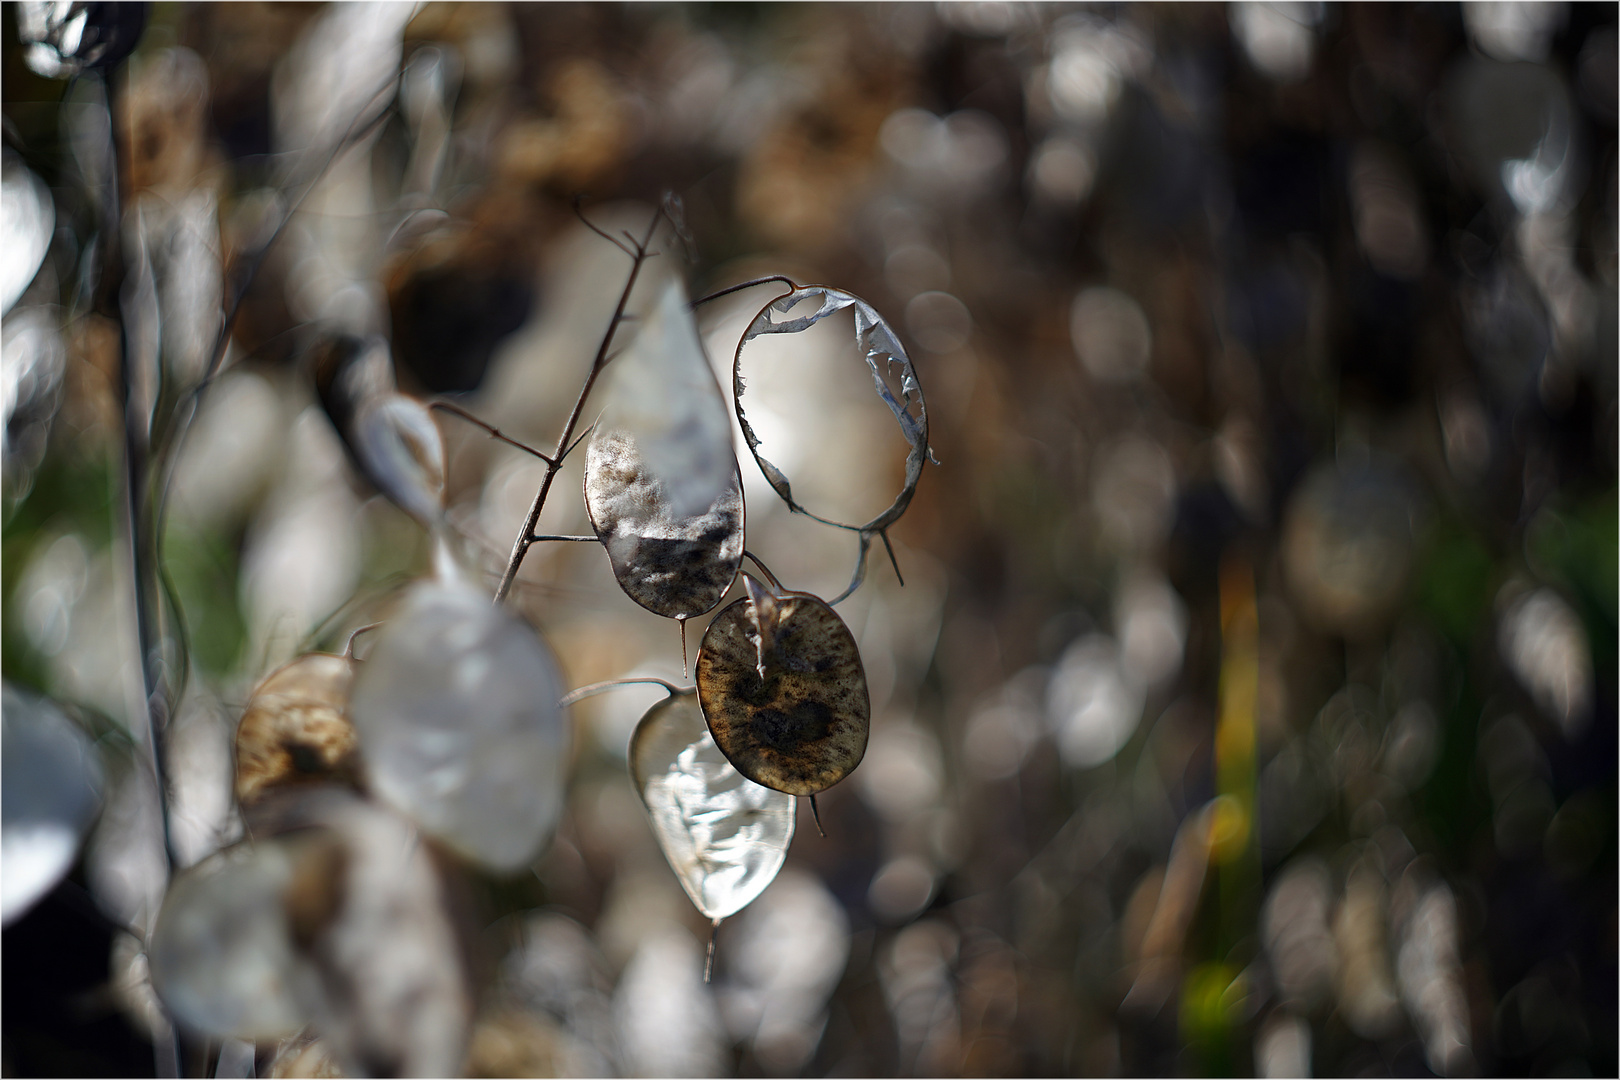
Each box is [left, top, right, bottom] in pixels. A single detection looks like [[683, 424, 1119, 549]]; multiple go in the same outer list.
[[234, 653, 359, 807], [696, 577, 869, 795]]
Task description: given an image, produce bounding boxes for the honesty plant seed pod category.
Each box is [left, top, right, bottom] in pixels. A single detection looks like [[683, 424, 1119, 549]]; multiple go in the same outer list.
[[696, 577, 869, 796], [629, 690, 794, 921], [1, 685, 103, 925], [234, 653, 359, 807], [347, 576, 569, 871], [148, 838, 315, 1040], [584, 432, 744, 620]]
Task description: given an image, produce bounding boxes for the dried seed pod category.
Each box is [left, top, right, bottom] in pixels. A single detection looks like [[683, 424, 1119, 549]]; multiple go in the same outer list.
[[2, 685, 103, 925], [584, 431, 744, 619], [629, 690, 794, 921], [154, 790, 475, 1074], [234, 653, 359, 808], [347, 576, 569, 872], [148, 837, 314, 1040], [696, 578, 869, 796], [733, 286, 931, 536], [596, 276, 736, 520]]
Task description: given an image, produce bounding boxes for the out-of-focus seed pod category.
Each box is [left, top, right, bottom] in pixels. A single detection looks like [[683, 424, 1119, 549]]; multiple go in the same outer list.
[[347, 576, 569, 872], [1, 684, 103, 925], [16, 1, 148, 79], [147, 837, 315, 1040], [234, 653, 359, 808], [697, 575, 869, 796]]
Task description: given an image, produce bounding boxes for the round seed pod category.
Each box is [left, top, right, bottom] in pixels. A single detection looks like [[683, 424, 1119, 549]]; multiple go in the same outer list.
[[696, 578, 869, 796], [234, 654, 359, 808]]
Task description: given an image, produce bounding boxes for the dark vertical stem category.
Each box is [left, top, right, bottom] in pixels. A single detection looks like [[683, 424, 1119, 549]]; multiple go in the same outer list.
[[705, 919, 720, 984], [808, 794, 826, 838], [678, 616, 689, 680], [494, 207, 664, 604], [100, 65, 184, 1080]]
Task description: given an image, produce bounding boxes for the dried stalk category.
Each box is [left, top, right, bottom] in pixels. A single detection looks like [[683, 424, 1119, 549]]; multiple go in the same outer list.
[[493, 206, 665, 604]]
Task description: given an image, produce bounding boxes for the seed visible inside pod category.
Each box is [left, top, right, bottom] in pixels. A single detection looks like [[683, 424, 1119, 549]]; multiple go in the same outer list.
[[584, 431, 744, 620], [629, 690, 794, 921], [696, 579, 869, 796], [235, 653, 359, 808]]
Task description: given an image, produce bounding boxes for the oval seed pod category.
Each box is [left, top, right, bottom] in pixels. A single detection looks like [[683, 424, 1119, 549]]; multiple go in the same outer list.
[[347, 576, 569, 872], [148, 838, 313, 1040], [234, 653, 359, 808], [696, 577, 869, 796], [584, 432, 744, 620], [629, 690, 794, 921], [1, 685, 103, 925]]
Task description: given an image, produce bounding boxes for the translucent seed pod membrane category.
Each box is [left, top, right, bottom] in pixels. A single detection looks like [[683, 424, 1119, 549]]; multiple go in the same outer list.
[[347, 577, 569, 872], [630, 690, 795, 921], [585, 276, 743, 619]]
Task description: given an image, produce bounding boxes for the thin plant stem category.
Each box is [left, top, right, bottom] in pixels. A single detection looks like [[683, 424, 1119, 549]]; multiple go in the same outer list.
[[559, 677, 689, 708], [430, 400, 555, 464], [494, 206, 664, 604], [741, 549, 784, 591], [690, 275, 798, 308], [99, 62, 184, 1080]]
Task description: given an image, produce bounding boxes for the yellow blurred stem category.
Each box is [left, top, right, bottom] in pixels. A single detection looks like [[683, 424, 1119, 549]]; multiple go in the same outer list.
[[1215, 554, 1260, 954]]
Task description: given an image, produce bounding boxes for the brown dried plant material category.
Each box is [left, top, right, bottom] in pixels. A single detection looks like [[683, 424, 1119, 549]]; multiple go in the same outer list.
[[584, 432, 744, 620], [696, 577, 869, 796], [235, 654, 359, 807]]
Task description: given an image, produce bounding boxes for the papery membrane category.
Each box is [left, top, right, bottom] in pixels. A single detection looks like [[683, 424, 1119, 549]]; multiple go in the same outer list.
[[630, 692, 795, 921], [148, 841, 310, 1039], [594, 277, 735, 520], [347, 577, 568, 871]]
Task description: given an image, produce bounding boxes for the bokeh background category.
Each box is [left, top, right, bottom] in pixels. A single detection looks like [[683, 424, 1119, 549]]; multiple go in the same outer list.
[[3, 2, 1616, 1077]]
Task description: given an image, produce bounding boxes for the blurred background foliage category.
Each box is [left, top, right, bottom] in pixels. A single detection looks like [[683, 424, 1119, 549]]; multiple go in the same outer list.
[[2, 2, 1616, 1077]]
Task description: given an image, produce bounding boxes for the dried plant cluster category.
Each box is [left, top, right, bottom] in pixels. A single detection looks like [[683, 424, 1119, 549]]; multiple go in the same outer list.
[[5, 3, 1617, 1079], [4, 5, 933, 1075]]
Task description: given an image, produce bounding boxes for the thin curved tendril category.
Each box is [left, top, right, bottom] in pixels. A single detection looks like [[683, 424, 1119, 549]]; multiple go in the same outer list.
[[808, 795, 826, 838], [559, 677, 691, 708], [690, 275, 799, 309], [345, 622, 383, 659], [741, 550, 784, 591], [826, 533, 873, 607]]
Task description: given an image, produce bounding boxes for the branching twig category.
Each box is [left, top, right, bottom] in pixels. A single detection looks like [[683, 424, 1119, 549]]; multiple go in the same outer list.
[[430, 400, 555, 464], [494, 206, 666, 604]]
